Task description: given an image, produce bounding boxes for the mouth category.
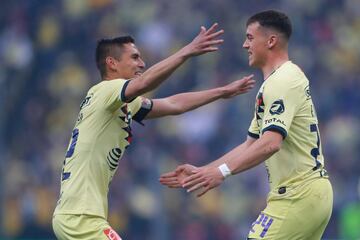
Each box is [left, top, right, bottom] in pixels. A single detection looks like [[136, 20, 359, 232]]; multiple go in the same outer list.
[[135, 71, 143, 76]]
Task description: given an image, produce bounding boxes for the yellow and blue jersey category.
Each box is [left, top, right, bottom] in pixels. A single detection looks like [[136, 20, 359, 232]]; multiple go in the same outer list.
[[54, 79, 152, 219], [248, 61, 325, 191]]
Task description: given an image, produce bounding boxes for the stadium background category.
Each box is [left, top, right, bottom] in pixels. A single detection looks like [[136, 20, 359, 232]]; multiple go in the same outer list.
[[1, 0, 360, 239]]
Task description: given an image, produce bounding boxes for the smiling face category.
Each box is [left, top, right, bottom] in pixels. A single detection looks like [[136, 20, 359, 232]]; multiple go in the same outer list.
[[106, 43, 145, 79], [242, 22, 270, 68]]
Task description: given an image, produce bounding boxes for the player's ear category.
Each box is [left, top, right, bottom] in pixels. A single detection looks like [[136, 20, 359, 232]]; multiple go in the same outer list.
[[106, 56, 117, 71], [267, 35, 277, 49]]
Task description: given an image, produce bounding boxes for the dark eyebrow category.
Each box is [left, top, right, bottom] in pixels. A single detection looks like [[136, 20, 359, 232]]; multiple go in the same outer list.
[[131, 53, 140, 58]]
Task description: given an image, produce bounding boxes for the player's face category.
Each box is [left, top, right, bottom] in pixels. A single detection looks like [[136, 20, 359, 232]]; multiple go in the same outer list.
[[113, 43, 145, 79], [243, 22, 269, 68]]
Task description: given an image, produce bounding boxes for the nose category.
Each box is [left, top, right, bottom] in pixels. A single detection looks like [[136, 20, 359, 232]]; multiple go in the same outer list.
[[139, 58, 145, 69], [243, 40, 249, 49]]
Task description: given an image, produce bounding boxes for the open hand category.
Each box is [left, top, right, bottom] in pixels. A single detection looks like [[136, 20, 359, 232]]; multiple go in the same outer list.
[[159, 164, 198, 188], [181, 23, 224, 57], [182, 166, 225, 197], [221, 74, 256, 98]]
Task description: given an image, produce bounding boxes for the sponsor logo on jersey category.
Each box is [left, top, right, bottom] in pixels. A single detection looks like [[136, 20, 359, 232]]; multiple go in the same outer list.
[[104, 227, 122, 240], [270, 100, 285, 115], [264, 118, 286, 126], [79, 93, 93, 110]]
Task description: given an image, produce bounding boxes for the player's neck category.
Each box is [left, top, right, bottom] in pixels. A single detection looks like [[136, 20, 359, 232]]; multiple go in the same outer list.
[[103, 72, 123, 81], [262, 52, 289, 80]]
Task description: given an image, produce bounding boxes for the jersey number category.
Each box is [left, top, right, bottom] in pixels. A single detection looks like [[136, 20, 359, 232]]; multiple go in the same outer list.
[[310, 124, 321, 170], [62, 128, 79, 181]]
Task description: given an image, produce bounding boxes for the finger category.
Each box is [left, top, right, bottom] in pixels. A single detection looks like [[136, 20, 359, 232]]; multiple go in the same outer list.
[[160, 171, 177, 178], [162, 182, 181, 188], [159, 177, 181, 185], [159, 180, 179, 187], [197, 185, 211, 197], [245, 74, 254, 79], [205, 23, 219, 34], [206, 29, 224, 40], [203, 39, 224, 46], [200, 47, 219, 53], [187, 181, 206, 193], [200, 26, 206, 34], [183, 175, 205, 188], [159, 176, 178, 182], [183, 172, 202, 184]]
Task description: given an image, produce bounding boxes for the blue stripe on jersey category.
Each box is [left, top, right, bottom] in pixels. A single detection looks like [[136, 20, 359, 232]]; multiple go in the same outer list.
[[133, 99, 153, 125], [262, 125, 287, 139], [248, 131, 259, 139], [120, 80, 131, 102]]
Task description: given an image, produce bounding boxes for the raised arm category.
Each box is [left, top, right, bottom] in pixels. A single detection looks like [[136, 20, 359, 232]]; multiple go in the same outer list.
[[146, 75, 255, 119], [124, 23, 224, 101]]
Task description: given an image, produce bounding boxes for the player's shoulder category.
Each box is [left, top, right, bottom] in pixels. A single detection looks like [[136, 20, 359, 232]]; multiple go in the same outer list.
[[89, 78, 128, 94], [99, 78, 128, 88], [271, 61, 308, 89]]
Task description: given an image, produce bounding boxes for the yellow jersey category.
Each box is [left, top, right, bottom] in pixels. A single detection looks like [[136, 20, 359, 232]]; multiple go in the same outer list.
[[54, 79, 152, 218], [248, 61, 325, 191]]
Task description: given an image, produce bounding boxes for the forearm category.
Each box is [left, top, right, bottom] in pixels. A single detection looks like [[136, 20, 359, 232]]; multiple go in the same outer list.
[[226, 132, 281, 175], [206, 139, 254, 168], [132, 50, 189, 95], [167, 87, 225, 115]]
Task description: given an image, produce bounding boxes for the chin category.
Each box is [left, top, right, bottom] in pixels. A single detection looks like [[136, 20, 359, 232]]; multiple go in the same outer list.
[[249, 59, 260, 68], [248, 60, 255, 67]]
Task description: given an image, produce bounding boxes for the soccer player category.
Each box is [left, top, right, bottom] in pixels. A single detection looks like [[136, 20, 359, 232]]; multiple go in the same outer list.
[[160, 11, 333, 239], [52, 23, 255, 240]]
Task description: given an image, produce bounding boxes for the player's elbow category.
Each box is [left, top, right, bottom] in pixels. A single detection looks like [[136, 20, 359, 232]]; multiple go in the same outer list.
[[262, 131, 283, 155], [267, 142, 281, 154]]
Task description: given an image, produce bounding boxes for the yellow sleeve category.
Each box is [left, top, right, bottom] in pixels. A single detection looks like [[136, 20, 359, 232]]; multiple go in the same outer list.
[[99, 79, 128, 111], [261, 79, 302, 138]]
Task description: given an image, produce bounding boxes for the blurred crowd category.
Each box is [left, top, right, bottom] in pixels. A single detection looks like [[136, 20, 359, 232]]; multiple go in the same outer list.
[[1, 0, 360, 239]]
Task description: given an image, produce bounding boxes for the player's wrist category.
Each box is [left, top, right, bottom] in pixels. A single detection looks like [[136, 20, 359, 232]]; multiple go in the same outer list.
[[218, 163, 232, 179]]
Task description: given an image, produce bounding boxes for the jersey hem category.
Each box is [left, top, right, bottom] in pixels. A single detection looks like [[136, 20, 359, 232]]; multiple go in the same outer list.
[[262, 125, 287, 139], [248, 131, 259, 139]]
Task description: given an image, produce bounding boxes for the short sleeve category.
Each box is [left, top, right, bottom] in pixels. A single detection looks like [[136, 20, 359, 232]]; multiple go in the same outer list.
[[261, 80, 301, 139], [248, 113, 260, 139], [99, 79, 129, 111], [128, 97, 153, 124]]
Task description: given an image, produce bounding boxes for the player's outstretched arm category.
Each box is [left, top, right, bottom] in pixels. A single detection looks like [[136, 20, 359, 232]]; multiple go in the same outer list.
[[124, 23, 224, 101], [159, 136, 256, 189], [182, 131, 283, 197], [145, 75, 255, 119]]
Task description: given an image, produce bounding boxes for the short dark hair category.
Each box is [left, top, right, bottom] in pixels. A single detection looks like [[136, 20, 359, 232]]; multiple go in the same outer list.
[[247, 10, 292, 40], [95, 36, 135, 78]]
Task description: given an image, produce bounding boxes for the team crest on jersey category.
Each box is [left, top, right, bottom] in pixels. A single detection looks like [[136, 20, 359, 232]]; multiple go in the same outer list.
[[270, 100, 285, 115]]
